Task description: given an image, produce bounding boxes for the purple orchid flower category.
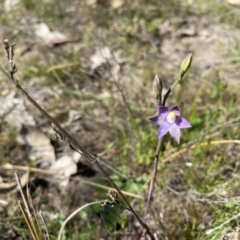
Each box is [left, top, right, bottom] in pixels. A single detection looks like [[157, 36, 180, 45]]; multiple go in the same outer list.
[[149, 105, 191, 143]]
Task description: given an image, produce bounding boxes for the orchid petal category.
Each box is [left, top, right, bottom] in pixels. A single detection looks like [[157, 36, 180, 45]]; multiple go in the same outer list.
[[149, 115, 158, 122], [170, 105, 181, 116], [177, 117, 192, 129], [170, 105, 180, 112], [149, 115, 163, 125], [158, 106, 169, 119], [150, 104, 191, 144], [169, 124, 181, 143], [158, 121, 171, 138], [158, 106, 169, 113]]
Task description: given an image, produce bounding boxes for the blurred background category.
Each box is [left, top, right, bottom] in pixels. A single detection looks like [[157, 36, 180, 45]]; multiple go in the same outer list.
[[1, 0, 240, 239]]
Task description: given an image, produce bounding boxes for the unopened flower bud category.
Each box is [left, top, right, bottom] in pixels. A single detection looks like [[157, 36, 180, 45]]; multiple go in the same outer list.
[[152, 75, 163, 103], [180, 53, 192, 79]]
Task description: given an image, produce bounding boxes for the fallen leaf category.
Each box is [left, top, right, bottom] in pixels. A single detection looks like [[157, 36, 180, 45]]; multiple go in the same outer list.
[[34, 22, 68, 46], [48, 155, 77, 188], [23, 127, 56, 168], [0, 92, 36, 130]]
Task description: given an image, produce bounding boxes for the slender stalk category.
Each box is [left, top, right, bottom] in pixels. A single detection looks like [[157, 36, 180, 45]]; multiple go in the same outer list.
[[162, 81, 178, 106], [144, 137, 163, 219]]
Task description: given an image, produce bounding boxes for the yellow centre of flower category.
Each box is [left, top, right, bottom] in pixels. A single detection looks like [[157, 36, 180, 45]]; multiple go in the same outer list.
[[167, 111, 176, 123]]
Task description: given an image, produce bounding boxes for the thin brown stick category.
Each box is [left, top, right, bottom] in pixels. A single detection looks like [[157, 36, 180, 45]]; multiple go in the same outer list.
[[144, 137, 163, 219], [2, 40, 154, 240]]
